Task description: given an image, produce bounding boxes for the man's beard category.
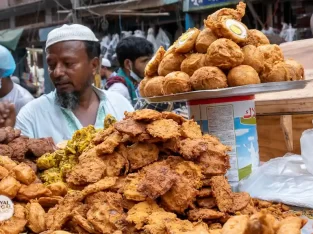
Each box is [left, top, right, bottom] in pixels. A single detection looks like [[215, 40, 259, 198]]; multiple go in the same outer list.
[[55, 91, 80, 110]]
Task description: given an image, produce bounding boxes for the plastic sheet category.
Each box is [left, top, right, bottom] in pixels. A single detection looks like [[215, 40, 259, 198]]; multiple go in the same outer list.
[[239, 154, 313, 209], [301, 129, 313, 174]]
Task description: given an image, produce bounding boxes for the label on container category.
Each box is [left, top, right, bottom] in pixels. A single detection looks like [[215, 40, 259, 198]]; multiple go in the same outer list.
[[188, 96, 259, 182], [0, 195, 14, 221]]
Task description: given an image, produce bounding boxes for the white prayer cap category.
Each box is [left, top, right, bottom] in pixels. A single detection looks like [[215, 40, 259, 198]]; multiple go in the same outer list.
[[101, 58, 111, 67], [45, 24, 98, 50]]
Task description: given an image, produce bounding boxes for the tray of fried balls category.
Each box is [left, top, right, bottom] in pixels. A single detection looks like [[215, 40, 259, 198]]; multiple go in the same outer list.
[[140, 1, 308, 103]]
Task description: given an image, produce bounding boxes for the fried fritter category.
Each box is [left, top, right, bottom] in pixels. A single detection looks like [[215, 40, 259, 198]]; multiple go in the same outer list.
[[175, 28, 200, 53], [66, 155, 106, 185], [179, 138, 208, 160], [21, 159, 37, 173], [190, 66, 228, 90], [114, 119, 146, 137], [123, 173, 147, 201], [207, 39, 244, 70], [27, 138, 54, 158], [13, 203, 26, 219], [0, 144, 13, 158], [161, 176, 198, 214], [139, 77, 150, 97], [26, 202, 46, 233], [0, 155, 17, 170], [231, 192, 251, 213], [285, 59, 304, 80], [197, 197, 217, 209], [126, 200, 164, 229], [197, 152, 230, 176], [163, 71, 192, 95], [203, 134, 231, 154], [258, 44, 284, 78], [242, 45, 264, 73], [198, 187, 212, 198], [188, 208, 224, 221], [101, 151, 128, 176], [143, 76, 166, 97], [227, 65, 261, 87], [85, 191, 123, 212], [247, 211, 278, 234], [174, 161, 203, 189], [0, 176, 21, 199], [12, 162, 36, 185], [38, 196, 63, 208], [143, 211, 177, 234], [47, 182, 68, 197], [16, 183, 52, 201], [0, 165, 9, 179], [181, 120, 202, 139], [92, 126, 115, 145], [242, 29, 270, 47], [81, 177, 118, 198], [164, 218, 194, 233], [158, 53, 185, 77], [8, 137, 29, 161], [222, 215, 249, 234], [125, 109, 162, 122], [210, 176, 233, 213], [145, 46, 166, 77], [196, 28, 218, 53], [127, 142, 159, 171], [147, 119, 180, 140], [277, 216, 304, 234], [263, 61, 297, 82], [137, 165, 177, 199], [95, 131, 122, 155], [181, 53, 209, 76], [162, 111, 186, 124], [0, 216, 27, 234], [72, 213, 96, 233]]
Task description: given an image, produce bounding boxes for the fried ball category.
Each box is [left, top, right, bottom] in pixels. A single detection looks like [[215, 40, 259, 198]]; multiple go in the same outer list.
[[242, 29, 270, 47], [144, 76, 166, 97], [181, 53, 209, 76], [163, 71, 191, 95], [285, 59, 304, 80], [145, 46, 166, 77], [158, 53, 185, 76], [164, 44, 176, 58], [258, 44, 284, 77], [195, 28, 218, 53], [190, 66, 227, 90], [207, 38, 244, 70], [138, 77, 151, 97], [175, 28, 200, 53], [227, 65, 261, 87], [263, 61, 297, 82], [242, 45, 264, 73]]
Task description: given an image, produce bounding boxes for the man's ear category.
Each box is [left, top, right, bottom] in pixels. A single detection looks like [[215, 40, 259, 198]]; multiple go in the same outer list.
[[124, 59, 131, 71], [91, 57, 100, 75]]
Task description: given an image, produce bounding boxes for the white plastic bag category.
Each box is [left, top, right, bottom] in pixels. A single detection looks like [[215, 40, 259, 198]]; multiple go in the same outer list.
[[301, 129, 313, 174], [239, 154, 313, 208], [147, 28, 158, 52], [156, 28, 171, 50]]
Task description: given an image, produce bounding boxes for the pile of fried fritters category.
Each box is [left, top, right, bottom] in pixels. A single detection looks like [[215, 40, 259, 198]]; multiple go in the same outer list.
[[140, 2, 304, 98], [5, 109, 301, 234]]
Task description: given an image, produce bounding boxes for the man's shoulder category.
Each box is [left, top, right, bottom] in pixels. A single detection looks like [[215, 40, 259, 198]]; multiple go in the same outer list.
[[14, 83, 34, 99]]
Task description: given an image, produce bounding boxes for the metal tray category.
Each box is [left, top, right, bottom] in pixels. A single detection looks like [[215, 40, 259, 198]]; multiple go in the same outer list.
[[143, 80, 312, 103]]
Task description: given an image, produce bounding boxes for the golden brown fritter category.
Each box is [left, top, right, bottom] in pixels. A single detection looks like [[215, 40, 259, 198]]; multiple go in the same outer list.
[[197, 197, 217, 209], [210, 176, 233, 213], [38, 196, 63, 208], [123, 173, 147, 201], [47, 182, 68, 197], [175, 28, 200, 53], [26, 201, 46, 233], [72, 213, 96, 233], [0, 144, 13, 158], [188, 208, 225, 221], [101, 151, 128, 177], [13, 203, 26, 219], [207, 39, 244, 70], [181, 53, 209, 76], [258, 44, 284, 78], [227, 65, 261, 87], [127, 142, 159, 170], [231, 192, 251, 213], [190, 66, 228, 90], [143, 76, 166, 97], [222, 215, 249, 234], [66, 156, 106, 185], [203, 134, 231, 154], [0, 216, 27, 234], [242, 45, 264, 73], [114, 119, 147, 137], [7, 137, 29, 161], [139, 77, 151, 97], [81, 177, 118, 198], [285, 59, 304, 80], [179, 138, 208, 160], [181, 120, 202, 139], [0, 165, 9, 179], [174, 161, 203, 189], [16, 183, 52, 201], [27, 138, 54, 158], [158, 53, 185, 77], [277, 216, 304, 234], [125, 109, 162, 122], [198, 187, 212, 198], [196, 28, 218, 53], [85, 191, 123, 213], [161, 176, 198, 214], [241, 29, 270, 47], [12, 162, 36, 185], [137, 165, 177, 199], [164, 218, 194, 233], [161, 112, 186, 124], [145, 46, 166, 77], [95, 131, 122, 155], [21, 159, 37, 173], [0, 176, 21, 199], [143, 211, 177, 234], [263, 61, 297, 83], [163, 71, 191, 95], [92, 126, 115, 145], [196, 152, 230, 176], [147, 119, 180, 140], [0, 155, 17, 170]]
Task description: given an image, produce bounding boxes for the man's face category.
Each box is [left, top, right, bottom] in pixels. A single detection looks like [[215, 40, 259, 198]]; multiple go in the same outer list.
[[100, 66, 108, 79], [133, 56, 152, 79], [46, 41, 98, 108]]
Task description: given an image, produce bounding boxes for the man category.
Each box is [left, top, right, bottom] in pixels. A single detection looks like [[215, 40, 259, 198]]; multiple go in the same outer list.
[[0, 24, 133, 143], [0, 45, 34, 114], [115, 36, 154, 105]]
